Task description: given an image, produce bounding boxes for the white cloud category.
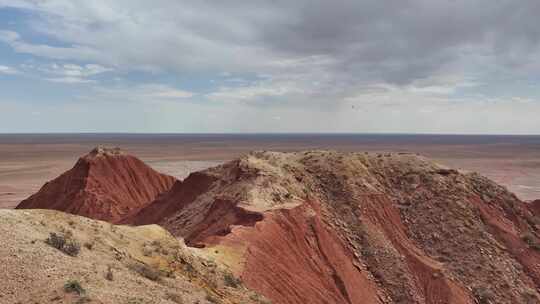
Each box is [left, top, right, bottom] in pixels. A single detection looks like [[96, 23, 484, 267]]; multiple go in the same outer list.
[[0, 1, 539, 133], [0, 30, 20, 42], [88, 83, 195, 103], [39, 63, 113, 78], [0, 0, 36, 10], [23, 62, 113, 84], [0, 30, 101, 61], [0, 65, 19, 75], [207, 82, 303, 103], [45, 76, 95, 84], [151, 89, 194, 99], [141, 84, 194, 99]]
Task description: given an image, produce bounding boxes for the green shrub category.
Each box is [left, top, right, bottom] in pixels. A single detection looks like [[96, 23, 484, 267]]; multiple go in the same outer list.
[[223, 273, 242, 288], [45, 232, 66, 250], [64, 280, 85, 295], [129, 262, 161, 281], [63, 240, 81, 256], [45, 232, 81, 257]]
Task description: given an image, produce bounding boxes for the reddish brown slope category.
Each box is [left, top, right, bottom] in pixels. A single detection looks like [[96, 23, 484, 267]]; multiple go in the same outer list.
[[16, 147, 176, 223], [130, 155, 383, 304], [130, 151, 540, 304]]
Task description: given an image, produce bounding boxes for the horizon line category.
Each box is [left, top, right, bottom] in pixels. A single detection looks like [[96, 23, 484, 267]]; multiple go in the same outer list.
[[1, 132, 540, 136]]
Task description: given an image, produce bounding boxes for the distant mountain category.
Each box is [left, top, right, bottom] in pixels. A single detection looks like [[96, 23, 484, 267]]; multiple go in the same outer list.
[[129, 151, 540, 304], [16, 147, 176, 223]]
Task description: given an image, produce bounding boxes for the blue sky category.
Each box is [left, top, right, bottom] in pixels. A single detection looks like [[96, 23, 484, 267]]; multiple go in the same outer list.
[[1, 0, 540, 133]]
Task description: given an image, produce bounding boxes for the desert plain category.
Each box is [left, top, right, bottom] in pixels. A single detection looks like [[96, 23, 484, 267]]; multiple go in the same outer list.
[[1, 133, 539, 209]]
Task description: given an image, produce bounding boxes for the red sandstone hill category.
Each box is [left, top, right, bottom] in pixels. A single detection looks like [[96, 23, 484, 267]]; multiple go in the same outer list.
[[128, 151, 540, 304], [16, 147, 177, 223]]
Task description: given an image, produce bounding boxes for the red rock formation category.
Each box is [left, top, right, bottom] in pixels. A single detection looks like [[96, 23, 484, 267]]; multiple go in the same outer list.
[[129, 151, 540, 304], [216, 202, 382, 304], [529, 199, 540, 216], [16, 147, 176, 223]]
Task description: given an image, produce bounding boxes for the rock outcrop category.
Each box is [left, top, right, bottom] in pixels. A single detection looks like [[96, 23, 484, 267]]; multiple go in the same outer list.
[[16, 147, 177, 223], [128, 151, 540, 304]]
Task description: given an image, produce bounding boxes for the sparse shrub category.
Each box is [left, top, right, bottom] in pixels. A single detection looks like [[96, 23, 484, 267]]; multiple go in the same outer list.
[[63, 241, 81, 256], [205, 292, 219, 303], [525, 214, 540, 227], [45, 232, 81, 256], [75, 297, 91, 304], [105, 265, 114, 281], [473, 286, 495, 304], [522, 232, 535, 245], [249, 294, 272, 304], [531, 243, 540, 251], [150, 240, 161, 252], [142, 246, 153, 256], [83, 242, 94, 250], [166, 292, 184, 304], [46, 232, 66, 250], [521, 288, 538, 304], [129, 262, 161, 281], [223, 273, 242, 288], [127, 298, 144, 304], [521, 232, 540, 251], [184, 263, 195, 274], [371, 269, 384, 281], [64, 280, 85, 295]]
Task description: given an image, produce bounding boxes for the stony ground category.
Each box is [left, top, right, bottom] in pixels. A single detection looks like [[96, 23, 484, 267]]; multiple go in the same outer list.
[[0, 209, 268, 304], [130, 150, 540, 304]]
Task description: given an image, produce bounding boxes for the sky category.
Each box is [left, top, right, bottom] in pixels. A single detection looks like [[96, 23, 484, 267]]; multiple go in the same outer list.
[[0, 0, 539, 134]]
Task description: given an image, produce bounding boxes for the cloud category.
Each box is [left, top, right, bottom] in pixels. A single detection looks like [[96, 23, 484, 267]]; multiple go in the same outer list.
[[0, 30, 101, 62], [0, 1, 539, 132], [0, 30, 20, 42], [45, 76, 95, 84], [4, 62, 114, 84], [140, 84, 194, 99], [0, 1, 538, 84], [36, 63, 112, 83], [88, 83, 195, 103], [0, 64, 19, 74], [47, 63, 112, 77], [207, 80, 304, 104]]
